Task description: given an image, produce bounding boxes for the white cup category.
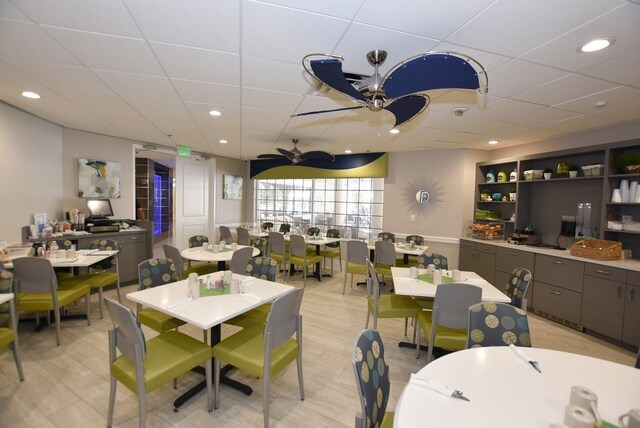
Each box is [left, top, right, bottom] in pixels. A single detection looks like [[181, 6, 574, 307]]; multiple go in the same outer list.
[[231, 243, 238, 251], [427, 263, 436, 272], [563, 405, 595, 428], [409, 266, 418, 279], [230, 279, 240, 294], [223, 270, 233, 286], [187, 273, 198, 298], [432, 270, 442, 285], [612, 189, 623, 203], [212, 245, 219, 253], [619, 409, 640, 428], [452, 269, 461, 281], [569, 386, 599, 424], [67, 249, 76, 259], [202, 242, 209, 251]]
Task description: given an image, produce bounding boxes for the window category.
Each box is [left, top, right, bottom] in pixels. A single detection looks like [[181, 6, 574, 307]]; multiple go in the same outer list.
[[255, 178, 384, 239]]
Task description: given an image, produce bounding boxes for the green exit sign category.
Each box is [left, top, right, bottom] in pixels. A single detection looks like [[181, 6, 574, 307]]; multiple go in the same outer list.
[[177, 145, 191, 157]]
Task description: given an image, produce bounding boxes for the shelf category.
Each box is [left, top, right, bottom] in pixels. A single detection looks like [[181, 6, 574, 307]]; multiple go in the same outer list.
[[477, 201, 515, 204], [519, 176, 603, 183], [478, 181, 518, 186], [606, 203, 640, 206], [604, 229, 640, 235], [608, 173, 640, 179]]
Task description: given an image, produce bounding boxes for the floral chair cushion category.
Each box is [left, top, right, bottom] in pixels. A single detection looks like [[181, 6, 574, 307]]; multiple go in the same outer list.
[[188, 235, 209, 248], [468, 302, 531, 348], [377, 232, 395, 243], [353, 329, 390, 428], [246, 257, 278, 281], [504, 268, 532, 309], [405, 235, 424, 245], [417, 252, 449, 270]]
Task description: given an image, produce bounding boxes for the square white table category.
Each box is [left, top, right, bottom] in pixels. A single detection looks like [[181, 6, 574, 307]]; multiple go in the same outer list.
[[366, 242, 429, 264], [284, 235, 342, 280], [126, 272, 294, 408]]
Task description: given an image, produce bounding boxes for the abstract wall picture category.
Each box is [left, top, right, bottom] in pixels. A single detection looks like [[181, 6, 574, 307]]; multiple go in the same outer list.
[[223, 174, 243, 200], [78, 158, 121, 198]]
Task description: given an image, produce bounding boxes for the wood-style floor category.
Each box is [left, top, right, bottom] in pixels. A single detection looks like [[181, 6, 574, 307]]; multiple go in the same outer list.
[[0, 262, 636, 427]]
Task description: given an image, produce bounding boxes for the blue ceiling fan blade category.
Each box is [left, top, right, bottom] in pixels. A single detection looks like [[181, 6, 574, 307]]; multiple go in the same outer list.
[[276, 148, 297, 158], [299, 151, 335, 162], [384, 95, 430, 128], [309, 59, 368, 102], [382, 53, 484, 99], [257, 153, 289, 160]]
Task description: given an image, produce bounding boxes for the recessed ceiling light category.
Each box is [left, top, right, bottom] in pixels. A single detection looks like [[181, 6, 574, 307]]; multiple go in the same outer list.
[[22, 91, 40, 99], [579, 37, 615, 53], [209, 110, 222, 117], [344, 149, 352, 154], [389, 128, 400, 134], [218, 139, 228, 144], [488, 140, 499, 145]]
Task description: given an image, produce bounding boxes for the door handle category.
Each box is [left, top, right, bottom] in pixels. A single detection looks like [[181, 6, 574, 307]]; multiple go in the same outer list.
[[631, 287, 636, 301], [548, 289, 561, 295], [552, 260, 563, 265], [617, 284, 621, 298], [595, 269, 611, 275], [509, 252, 519, 256]]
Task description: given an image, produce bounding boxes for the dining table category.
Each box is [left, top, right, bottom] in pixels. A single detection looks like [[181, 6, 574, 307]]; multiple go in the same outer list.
[[393, 346, 640, 428], [181, 245, 259, 271], [2, 249, 118, 269], [283, 234, 341, 280], [127, 270, 294, 409], [366, 241, 429, 264]]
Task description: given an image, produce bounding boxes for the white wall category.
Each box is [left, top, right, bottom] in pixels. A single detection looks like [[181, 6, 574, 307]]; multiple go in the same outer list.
[[0, 102, 63, 242], [215, 157, 249, 241]]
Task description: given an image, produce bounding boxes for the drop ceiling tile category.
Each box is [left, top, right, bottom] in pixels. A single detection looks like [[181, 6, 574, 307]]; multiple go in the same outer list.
[[94, 70, 178, 101], [172, 79, 240, 106], [126, 97, 191, 120], [242, 107, 291, 133], [355, 0, 494, 40], [511, 73, 618, 106], [242, 88, 303, 112], [9, 61, 113, 96], [13, 0, 143, 37], [589, 102, 640, 122], [123, 0, 240, 53], [432, 42, 511, 71], [466, 98, 545, 121], [0, 19, 80, 66], [242, 1, 350, 63], [509, 107, 580, 127], [257, 0, 363, 19], [44, 27, 164, 75], [242, 56, 311, 94], [545, 114, 619, 133], [487, 59, 568, 98], [581, 49, 640, 86], [446, 0, 623, 57], [555, 86, 640, 114], [0, 2, 30, 20], [520, 4, 640, 72], [151, 42, 240, 85]]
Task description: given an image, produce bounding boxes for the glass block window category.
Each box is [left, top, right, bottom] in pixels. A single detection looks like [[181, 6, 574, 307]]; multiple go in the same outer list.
[[255, 178, 384, 239]]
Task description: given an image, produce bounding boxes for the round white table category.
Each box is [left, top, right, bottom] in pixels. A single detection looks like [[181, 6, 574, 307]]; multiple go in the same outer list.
[[394, 347, 640, 428], [181, 245, 259, 270]]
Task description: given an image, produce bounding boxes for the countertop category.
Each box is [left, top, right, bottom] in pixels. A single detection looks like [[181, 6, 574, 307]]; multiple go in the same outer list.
[[460, 236, 640, 272]]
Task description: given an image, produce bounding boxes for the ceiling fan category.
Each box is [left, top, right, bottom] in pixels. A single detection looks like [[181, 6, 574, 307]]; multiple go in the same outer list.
[[257, 139, 335, 164], [292, 49, 488, 128]]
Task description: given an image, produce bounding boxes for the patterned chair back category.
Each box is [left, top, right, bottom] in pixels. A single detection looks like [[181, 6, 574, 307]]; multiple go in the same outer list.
[[137, 258, 178, 291], [279, 223, 291, 233], [46, 239, 75, 250], [467, 302, 531, 348], [504, 268, 532, 310], [246, 257, 278, 281], [89, 238, 118, 270], [0, 270, 13, 326], [405, 234, 424, 245], [188, 235, 209, 248], [325, 229, 340, 248], [254, 237, 268, 257], [353, 329, 390, 428], [377, 232, 395, 243], [417, 252, 449, 270], [306, 227, 320, 236]]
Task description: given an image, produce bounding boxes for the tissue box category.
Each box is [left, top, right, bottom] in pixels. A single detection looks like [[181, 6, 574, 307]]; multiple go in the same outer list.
[[523, 170, 543, 181], [581, 164, 604, 176]]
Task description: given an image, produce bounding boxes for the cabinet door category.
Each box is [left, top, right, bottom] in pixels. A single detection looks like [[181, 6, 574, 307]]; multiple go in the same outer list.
[[118, 241, 147, 283], [495, 247, 535, 274], [623, 284, 640, 346], [535, 255, 584, 292], [476, 251, 495, 284], [581, 275, 625, 340], [459, 241, 476, 272], [533, 281, 582, 326]]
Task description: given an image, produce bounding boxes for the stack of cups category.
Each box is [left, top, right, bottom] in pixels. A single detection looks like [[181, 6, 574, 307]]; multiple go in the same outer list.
[[562, 386, 599, 428]]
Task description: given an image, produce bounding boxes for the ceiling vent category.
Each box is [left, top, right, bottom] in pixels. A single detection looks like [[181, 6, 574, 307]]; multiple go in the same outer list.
[[451, 107, 469, 117]]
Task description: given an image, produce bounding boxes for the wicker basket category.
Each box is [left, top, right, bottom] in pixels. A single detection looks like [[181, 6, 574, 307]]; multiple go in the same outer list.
[[570, 239, 622, 261]]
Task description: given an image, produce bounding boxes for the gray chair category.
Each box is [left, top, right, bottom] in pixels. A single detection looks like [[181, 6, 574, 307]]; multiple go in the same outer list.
[[287, 234, 323, 286], [353, 329, 393, 428], [319, 228, 341, 275], [236, 227, 250, 246], [503, 268, 532, 310], [0, 270, 25, 381], [162, 244, 216, 279], [230, 246, 255, 275], [467, 302, 531, 348], [267, 232, 286, 274], [105, 298, 213, 428], [219, 225, 233, 243], [213, 288, 305, 428], [13, 257, 91, 346], [374, 240, 396, 284], [416, 283, 482, 361], [377, 232, 395, 243], [343, 240, 368, 294]]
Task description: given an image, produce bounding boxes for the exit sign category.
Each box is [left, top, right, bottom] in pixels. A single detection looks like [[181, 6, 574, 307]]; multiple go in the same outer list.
[[177, 145, 191, 157]]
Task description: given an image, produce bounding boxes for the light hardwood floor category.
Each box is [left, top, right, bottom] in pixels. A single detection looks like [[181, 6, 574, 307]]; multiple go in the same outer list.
[[0, 263, 636, 427]]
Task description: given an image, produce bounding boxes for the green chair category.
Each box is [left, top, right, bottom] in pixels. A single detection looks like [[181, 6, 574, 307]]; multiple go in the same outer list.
[[353, 329, 393, 428], [13, 257, 90, 346], [365, 260, 420, 336], [374, 240, 396, 284], [224, 257, 278, 328], [188, 235, 209, 248], [287, 234, 323, 286], [136, 258, 186, 333], [405, 235, 424, 246], [163, 244, 217, 279], [416, 283, 482, 362], [377, 232, 395, 243], [213, 288, 305, 428], [59, 238, 120, 319], [267, 232, 286, 274], [467, 302, 531, 348], [254, 237, 268, 257], [319, 228, 341, 275], [0, 270, 25, 381], [343, 240, 368, 294], [504, 268, 532, 310], [105, 298, 213, 428]]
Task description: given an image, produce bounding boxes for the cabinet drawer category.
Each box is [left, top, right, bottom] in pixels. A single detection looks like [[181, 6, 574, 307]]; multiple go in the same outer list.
[[535, 255, 584, 292], [476, 243, 495, 255], [115, 233, 145, 245], [495, 247, 535, 274], [533, 281, 582, 326], [459, 239, 476, 251], [584, 263, 627, 283], [581, 276, 624, 340], [627, 270, 640, 287]]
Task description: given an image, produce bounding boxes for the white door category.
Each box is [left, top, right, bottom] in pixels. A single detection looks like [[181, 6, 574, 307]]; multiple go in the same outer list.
[[174, 156, 215, 249]]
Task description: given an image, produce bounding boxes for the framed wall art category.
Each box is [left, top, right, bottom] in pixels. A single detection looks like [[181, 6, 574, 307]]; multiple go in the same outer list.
[[223, 174, 243, 200], [78, 158, 121, 198]]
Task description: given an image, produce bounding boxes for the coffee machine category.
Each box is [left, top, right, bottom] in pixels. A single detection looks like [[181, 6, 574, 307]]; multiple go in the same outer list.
[[556, 215, 576, 250]]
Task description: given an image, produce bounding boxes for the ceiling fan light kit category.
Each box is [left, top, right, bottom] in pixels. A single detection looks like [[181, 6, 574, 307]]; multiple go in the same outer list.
[[292, 49, 488, 128], [257, 139, 334, 165]]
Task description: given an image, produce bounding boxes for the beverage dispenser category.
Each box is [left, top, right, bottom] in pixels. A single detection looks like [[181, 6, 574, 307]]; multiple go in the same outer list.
[[575, 202, 594, 239]]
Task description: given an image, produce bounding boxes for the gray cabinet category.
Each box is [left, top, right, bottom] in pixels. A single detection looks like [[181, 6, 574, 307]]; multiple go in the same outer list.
[[495, 246, 535, 308], [624, 272, 640, 346], [459, 239, 495, 284], [581, 264, 627, 340]]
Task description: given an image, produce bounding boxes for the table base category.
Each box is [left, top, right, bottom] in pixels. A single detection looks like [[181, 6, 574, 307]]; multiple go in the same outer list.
[[173, 364, 252, 410]]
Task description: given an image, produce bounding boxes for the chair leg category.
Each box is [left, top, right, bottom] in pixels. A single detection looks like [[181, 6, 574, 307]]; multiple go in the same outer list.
[[11, 341, 24, 381], [297, 353, 304, 401], [107, 376, 117, 427], [365, 308, 370, 329], [54, 306, 61, 346], [404, 318, 408, 337], [263, 369, 270, 428], [205, 358, 213, 412], [342, 271, 348, 295], [415, 322, 422, 359], [302, 265, 306, 287], [214, 358, 220, 409], [138, 388, 146, 428], [98, 287, 104, 319], [86, 292, 91, 325]]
